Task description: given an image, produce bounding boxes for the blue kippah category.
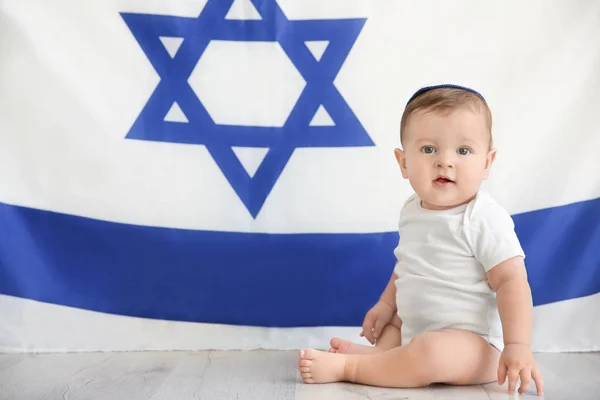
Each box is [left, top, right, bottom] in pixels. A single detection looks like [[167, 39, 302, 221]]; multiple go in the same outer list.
[[406, 84, 486, 106]]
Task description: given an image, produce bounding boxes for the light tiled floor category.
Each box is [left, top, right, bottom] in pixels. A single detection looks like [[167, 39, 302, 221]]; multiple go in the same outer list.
[[0, 350, 598, 399]]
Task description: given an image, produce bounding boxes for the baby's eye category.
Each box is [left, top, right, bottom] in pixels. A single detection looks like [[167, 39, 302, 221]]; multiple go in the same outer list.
[[421, 146, 436, 154], [457, 147, 471, 155]]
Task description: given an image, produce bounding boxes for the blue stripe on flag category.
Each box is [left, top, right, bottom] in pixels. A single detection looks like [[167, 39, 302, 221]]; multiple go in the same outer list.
[[1, 197, 599, 326], [0, 202, 395, 326], [513, 196, 600, 306]]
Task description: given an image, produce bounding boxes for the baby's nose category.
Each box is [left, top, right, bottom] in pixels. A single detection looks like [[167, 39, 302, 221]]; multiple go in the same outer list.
[[436, 157, 454, 168]]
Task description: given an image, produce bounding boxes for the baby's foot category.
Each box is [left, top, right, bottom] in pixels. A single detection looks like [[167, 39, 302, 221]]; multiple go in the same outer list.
[[329, 337, 383, 354], [297, 348, 349, 384]]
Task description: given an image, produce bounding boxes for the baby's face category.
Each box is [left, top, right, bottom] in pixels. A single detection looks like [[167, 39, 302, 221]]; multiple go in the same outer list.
[[395, 107, 495, 210]]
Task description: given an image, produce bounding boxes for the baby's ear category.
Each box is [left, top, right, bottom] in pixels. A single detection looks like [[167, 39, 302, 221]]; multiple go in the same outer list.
[[394, 148, 408, 178], [483, 148, 497, 178]]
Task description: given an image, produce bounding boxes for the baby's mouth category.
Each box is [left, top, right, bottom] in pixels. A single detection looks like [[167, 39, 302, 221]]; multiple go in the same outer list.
[[434, 177, 455, 184]]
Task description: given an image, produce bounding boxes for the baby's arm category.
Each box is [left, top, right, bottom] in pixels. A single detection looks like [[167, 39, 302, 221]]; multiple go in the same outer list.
[[379, 272, 398, 309], [486, 256, 532, 346], [360, 272, 399, 344], [463, 195, 544, 395], [487, 257, 544, 396]]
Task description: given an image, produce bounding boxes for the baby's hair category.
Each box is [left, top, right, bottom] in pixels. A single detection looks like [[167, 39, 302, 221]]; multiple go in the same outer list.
[[400, 84, 493, 148]]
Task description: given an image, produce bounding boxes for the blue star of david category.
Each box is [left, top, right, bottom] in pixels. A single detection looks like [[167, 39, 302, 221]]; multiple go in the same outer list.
[[120, 0, 372, 218]]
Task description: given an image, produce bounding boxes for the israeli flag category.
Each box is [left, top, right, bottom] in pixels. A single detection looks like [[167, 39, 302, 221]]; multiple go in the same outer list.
[[1, 0, 599, 353]]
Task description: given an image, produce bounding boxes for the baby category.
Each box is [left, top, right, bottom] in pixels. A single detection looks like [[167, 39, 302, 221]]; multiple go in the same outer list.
[[297, 84, 544, 396]]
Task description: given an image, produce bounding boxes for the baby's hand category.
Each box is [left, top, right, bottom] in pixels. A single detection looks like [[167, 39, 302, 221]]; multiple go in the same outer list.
[[498, 343, 544, 396], [360, 300, 395, 344]]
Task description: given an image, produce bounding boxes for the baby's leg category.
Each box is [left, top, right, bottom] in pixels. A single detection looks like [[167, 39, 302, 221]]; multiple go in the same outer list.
[[299, 329, 500, 387], [329, 314, 402, 354]]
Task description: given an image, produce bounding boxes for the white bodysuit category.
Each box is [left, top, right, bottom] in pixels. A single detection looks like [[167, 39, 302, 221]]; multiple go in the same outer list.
[[393, 190, 525, 351]]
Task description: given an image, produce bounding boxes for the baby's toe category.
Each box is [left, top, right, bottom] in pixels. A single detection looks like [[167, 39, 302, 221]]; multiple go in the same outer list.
[[298, 358, 312, 368], [300, 348, 319, 360], [301, 372, 314, 383]]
